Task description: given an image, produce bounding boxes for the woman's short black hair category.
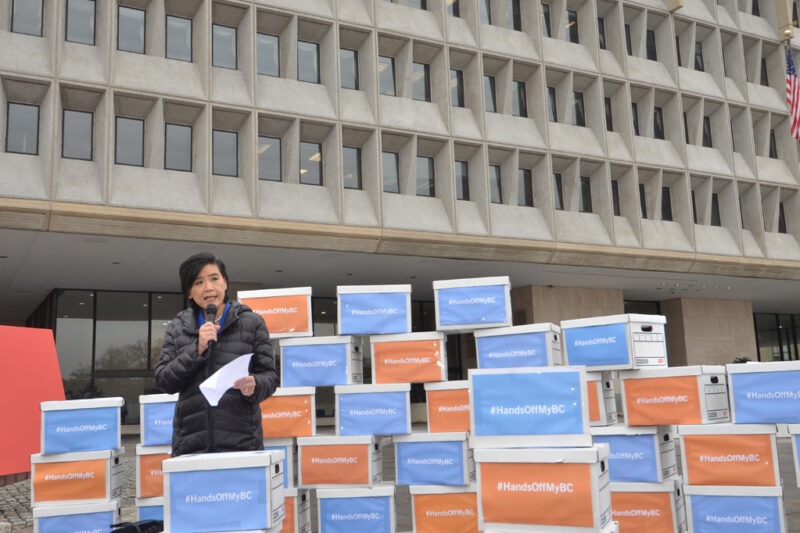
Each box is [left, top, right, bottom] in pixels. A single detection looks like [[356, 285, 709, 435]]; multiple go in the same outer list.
[[179, 252, 230, 310]]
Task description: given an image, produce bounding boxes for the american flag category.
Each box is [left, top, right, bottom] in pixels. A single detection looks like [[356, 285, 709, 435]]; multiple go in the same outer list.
[[787, 47, 800, 139]]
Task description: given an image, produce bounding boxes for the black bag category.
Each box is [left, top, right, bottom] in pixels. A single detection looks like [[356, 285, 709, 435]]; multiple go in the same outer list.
[[110, 520, 164, 533]]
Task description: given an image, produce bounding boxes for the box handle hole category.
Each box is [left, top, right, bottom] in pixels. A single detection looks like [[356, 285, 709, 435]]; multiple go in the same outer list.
[[641, 325, 653, 332], [711, 376, 719, 384]]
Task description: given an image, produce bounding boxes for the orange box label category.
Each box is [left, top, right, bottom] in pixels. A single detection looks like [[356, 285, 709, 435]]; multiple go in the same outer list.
[[587, 381, 601, 422], [611, 491, 674, 533], [261, 394, 314, 438], [300, 444, 370, 485], [281, 495, 296, 533], [480, 462, 594, 527], [682, 433, 776, 486], [427, 389, 470, 433], [139, 453, 169, 498], [373, 339, 444, 384], [34, 459, 107, 502], [413, 492, 479, 533], [624, 376, 702, 425], [242, 294, 309, 335]]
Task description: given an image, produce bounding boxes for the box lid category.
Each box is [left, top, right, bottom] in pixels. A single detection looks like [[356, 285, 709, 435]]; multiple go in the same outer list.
[[590, 424, 659, 437], [297, 435, 377, 446], [610, 478, 681, 493], [433, 276, 510, 290], [337, 285, 411, 294], [561, 314, 667, 329], [263, 437, 296, 447], [280, 335, 356, 347], [163, 450, 284, 473], [135, 497, 164, 507], [677, 423, 777, 436], [272, 387, 316, 397], [370, 331, 446, 343], [788, 424, 800, 434], [238, 287, 312, 299], [469, 366, 586, 378], [392, 431, 468, 443], [726, 360, 800, 374], [683, 485, 783, 497], [41, 397, 125, 411], [139, 394, 178, 404], [473, 323, 560, 338], [136, 444, 172, 455], [474, 444, 609, 464], [409, 483, 477, 495], [619, 365, 725, 379], [33, 499, 121, 517], [317, 483, 396, 499], [424, 380, 468, 391], [32, 448, 125, 463], [586, 371, 610, 383], [284, 487, 308, 498], [335, 383, 411, 394]]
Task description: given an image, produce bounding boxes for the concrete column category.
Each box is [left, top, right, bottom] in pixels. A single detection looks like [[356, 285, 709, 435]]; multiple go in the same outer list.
[[511, 285, 625, 326]]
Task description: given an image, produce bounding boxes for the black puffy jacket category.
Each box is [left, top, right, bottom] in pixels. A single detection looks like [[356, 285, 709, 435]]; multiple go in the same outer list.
[[154, 301, 279, 456]]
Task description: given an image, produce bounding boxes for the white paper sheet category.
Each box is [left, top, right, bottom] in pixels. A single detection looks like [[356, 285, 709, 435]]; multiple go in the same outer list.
[[199, 353, 253, 406]]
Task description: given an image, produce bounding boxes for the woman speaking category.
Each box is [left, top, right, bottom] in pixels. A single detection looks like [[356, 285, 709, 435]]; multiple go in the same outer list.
[[155, 252, 279, 456]]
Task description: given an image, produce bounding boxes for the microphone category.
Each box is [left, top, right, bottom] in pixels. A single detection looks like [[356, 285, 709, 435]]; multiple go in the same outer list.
[[204, 304, 218, 352]]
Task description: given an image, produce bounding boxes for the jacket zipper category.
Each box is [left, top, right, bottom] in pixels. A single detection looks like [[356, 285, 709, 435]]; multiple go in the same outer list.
[[203, 307, 239, 453]]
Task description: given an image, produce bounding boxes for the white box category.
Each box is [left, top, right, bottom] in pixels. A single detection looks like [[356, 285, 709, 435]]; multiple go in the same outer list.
[[610, 478, 685, 533], [283, 487, 311, 533], [726, 361, 800, 424], [260, 387, 317, 438], [297, 435, 383, 488], [474, 323, 563, 369], [561, 314, 668, 371], [163, 450, 285, 533], [136, 496, 164, 521], [40, 397, 124, 454], [393, 432, 475, 486], [587, 372, 618, 427], [409, 484, 478, 533], [433, 276, 512, 332], [337, 284, 412, 335], [334, 383, 411, 436], [619, 366, 730, 426], [317, 484, 396, 533], [33, 499, 121, 533], [370, 331, 448, 384], [31, 448, 124, 507], [424, 380, 471, 433], [135, 444, 171, 499], [677, 423, 779, 487], [475, 445, 612, 532], [483, 523, 619, 533], [237, 287, 313, 339], [139, 393, 178, 447], [591, 425, 677, 483], [263, 437, 298, 488], [279, 335, 364, 387], [683, 485, 786, 533]]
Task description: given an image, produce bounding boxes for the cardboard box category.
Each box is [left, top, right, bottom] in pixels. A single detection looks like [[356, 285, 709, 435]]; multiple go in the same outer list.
[[337, 284, 412, 335], [677, 423, 779, 487], [261, 387, 316, 438], [591, 425, 677, 483], [684, 485, 786, 533], [587, 371, 618, 427], [410, 484, 478, 533], [424, 380, 470, 433], [317, 484, 396, 533], [469, 366, 592, 448], [279, 336, 363, 387], [139, 393, 178, 447], [335, 383, 411, 436], [474, 323, 563, 369], [31, 448, 124, 507], [33, 499, 121, 533], [726, 361, 800, 424], [136, 496, 163, 521], [283, 487, 311, 533], [433, 276, 512, 332], [393, 432, 475, 486], [163, 450, 285, 533], [610, 478, 685, 533], [263, 437, 298, 489], [370, 331, 448, 384], [475, 445, 612, 531], [136, 444, 171, 498], [297, 435, 383, 488], [561, 314, 668, 371], [40, 397, 124, 454], [238, 287, 313, 339], [619, 366, 730, 426], [789, 424, 800, 488]]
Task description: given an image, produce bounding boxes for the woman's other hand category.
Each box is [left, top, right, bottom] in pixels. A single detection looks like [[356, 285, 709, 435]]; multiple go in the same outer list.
[[233, 375, 256, 397], [198, 321, 219, 355]]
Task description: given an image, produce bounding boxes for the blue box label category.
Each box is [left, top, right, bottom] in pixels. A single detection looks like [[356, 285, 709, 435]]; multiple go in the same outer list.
[[142, 401, 175, 446], [564, 323, 629, 367], [731, 370, 800, 423], [339, 293, 409, 335], [264, 445, 289, 488], [138, 505, 164, 521], [39, 510, 115, 533], [282, 343, 349, 387], [396, 440, 465, 485], [319, 496, 392, 533], [169, 467, 268, 533], [437, 285, 508, 327], [471, 371, 584, 436], [43, 407, 119, 454], [690, 494, 781, 533], [476, 331, 550, 369], [592, 434, 658, 482], [338, 392, 408, 436]]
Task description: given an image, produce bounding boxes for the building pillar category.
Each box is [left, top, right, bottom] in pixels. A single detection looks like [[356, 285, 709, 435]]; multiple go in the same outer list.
[[511, 285, 625, 326]]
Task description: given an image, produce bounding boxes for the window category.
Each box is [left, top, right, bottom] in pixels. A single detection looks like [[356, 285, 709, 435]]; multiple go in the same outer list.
[[683, 112, 689, 143], [412, 62, 431, 102], [646, 29, 657, 61], [598, 17, 606, 49], [692, 190, 698, 223], [632, 102, 640, 136], [512, 81, 527, 117], [480, 0, 492, 25], [760, 58, 769, 86], [566, 10, 579, 43], [573, 92, 585, 127], [455, 160, 469, 200], [258, 136, 281, 181], [299, 141, 322, 185], [451, 69, 465, 107], [342, 146, 361, 190], [518, 169, 533, 207], [212, 130, 238, 176], [653, 107, 664, 140], [164, 123, 192, 172], [12, 0, 43, 36], [694, 42, 704, 72], [62, 110, 92, 160], [447, 0, 460, 17], [379, 56, 396, 96], [490, 164, 502, 203], [298, 41, 320, 83], [115, 117, 143, 166], [611, 179, 621, 216], [702, 116, 712, 147], [340, 49, 359, 90], [7, 103, 39, 155], [408, 0, 427, 8], [212, 24, 237, 69], [794, 2, 799, 26], [547, 86, 557, 122], [676, 36, 682, 67], [416, 156, 435, 196], [257, 33, 280, 76], [553, 173, 564, 210], [484, 75, 497, 112], [710, 192, 721, 226], [604, 97, 613, 131], [507, 0, 522, 31], [118, 6, 145, 54], [624, 24, 632, 55], [769, 129, 778, 158], [779, 202, 788, 233], [166, 15, 192, 62], [541, 3, 551, 37], [752, 0, 761, 16], [579, 176, 592, 213], [639, 183, 647, 218], [661, 186, 673, 221], [382, 151, 399, 193], [66, 0, 95, 45]]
